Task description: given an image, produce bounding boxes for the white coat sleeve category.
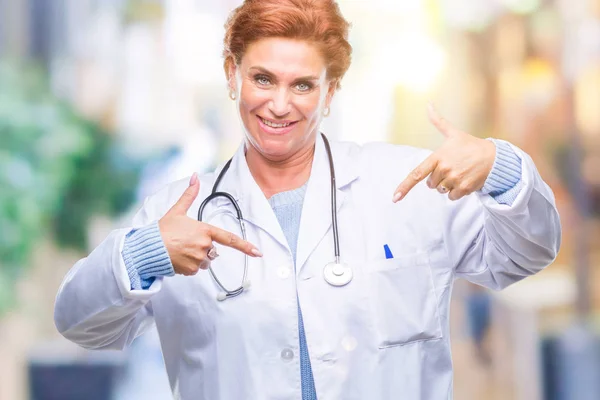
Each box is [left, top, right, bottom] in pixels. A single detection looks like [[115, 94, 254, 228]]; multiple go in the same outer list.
[[445, 143, 561, 290], [54, 197, 163, 350]]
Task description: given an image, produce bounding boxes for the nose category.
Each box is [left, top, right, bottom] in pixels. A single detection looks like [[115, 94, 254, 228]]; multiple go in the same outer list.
[[268, 87, 291, 118]]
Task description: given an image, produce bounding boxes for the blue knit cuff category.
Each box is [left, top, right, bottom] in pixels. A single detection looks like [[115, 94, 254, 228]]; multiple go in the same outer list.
[[480, 139, 523, 205], [489, 179, 524, 206], [122, 221, 174, 290]]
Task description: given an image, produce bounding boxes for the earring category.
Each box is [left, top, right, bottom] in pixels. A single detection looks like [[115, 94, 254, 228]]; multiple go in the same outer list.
[[323, 107, 330, 117], [229, 90, 236, 100]]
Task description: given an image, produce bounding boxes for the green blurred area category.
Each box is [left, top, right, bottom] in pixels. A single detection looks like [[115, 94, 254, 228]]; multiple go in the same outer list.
[[0, 61, 140, 315]]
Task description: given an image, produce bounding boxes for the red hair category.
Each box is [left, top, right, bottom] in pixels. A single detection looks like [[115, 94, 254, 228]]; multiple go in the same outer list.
[[223, 0, 352, 89]]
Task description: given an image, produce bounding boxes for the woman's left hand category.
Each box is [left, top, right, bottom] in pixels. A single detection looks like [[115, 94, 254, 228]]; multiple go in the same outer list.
[[393, 104, 496, 202]]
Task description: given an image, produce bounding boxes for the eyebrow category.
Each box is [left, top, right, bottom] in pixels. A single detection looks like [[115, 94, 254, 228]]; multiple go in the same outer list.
[[249, 66, 320, 81]]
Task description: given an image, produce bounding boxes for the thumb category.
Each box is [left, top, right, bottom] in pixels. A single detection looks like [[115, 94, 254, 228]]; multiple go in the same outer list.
[[171, 173, 200, 214], [427, 102, 452, 138]]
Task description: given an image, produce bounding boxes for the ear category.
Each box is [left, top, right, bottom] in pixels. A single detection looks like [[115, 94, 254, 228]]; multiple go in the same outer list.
[[325, 79, 338, 108], [227, 62, 238, 93]]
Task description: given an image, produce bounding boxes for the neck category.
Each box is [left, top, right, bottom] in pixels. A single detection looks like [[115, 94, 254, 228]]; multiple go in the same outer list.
[[245, 141, 315, 199]]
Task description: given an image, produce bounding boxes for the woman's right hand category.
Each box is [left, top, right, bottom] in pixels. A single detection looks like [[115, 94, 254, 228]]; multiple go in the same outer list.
[[158, 173, 262, 276]]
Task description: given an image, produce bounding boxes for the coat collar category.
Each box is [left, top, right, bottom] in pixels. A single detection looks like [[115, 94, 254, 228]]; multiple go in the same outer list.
[[210, 133, 359, 269]]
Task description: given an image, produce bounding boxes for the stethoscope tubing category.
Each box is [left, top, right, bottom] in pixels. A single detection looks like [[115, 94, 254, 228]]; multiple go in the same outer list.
[[321, 133, 341, 264], [198, 133, 342, 300]]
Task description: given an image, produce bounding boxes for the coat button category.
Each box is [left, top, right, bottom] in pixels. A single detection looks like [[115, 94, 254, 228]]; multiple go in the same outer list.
[[277, 266, 292, 279], [341, 336, 358, 352], [281, 348, 294, 361]]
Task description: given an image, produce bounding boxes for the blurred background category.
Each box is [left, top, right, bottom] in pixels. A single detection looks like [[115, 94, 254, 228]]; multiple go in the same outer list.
[[0, 0, 599, 399]]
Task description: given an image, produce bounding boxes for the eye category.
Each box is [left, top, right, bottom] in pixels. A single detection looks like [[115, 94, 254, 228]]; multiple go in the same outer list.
[[295, 82, 312, 92], [255, 75, 271, 86]]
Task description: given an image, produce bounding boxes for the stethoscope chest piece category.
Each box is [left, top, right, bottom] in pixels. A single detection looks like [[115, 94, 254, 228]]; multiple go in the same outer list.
[[323, 262, 353, 287]]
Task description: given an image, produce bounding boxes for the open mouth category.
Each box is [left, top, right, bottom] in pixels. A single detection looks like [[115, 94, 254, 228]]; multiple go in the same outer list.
[[256, 115, 299, 134]]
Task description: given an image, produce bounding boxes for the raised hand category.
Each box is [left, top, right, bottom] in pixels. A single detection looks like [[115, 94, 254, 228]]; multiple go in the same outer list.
[[158, 173, 262, 276], [393, 103, 496, 202]]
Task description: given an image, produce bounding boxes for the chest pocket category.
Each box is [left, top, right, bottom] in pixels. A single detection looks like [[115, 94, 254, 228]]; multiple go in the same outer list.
[[367, 252, 443, 348]]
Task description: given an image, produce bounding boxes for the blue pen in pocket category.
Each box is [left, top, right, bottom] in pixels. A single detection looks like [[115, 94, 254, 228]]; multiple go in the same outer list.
[[383, 244, 394, 259]]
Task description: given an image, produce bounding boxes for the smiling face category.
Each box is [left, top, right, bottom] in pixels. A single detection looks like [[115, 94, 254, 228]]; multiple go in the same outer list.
[[229, 37, 336, 163]]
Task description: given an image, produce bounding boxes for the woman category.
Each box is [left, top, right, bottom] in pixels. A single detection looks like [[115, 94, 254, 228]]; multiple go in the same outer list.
[[54, 1, 561, 399]]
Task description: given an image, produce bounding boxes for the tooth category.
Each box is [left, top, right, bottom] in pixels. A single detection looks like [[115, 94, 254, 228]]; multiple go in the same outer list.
[[261, 117, 292, 128]]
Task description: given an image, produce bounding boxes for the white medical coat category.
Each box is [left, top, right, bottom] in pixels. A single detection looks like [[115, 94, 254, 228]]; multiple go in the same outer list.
[[54, 135, 561, 399]]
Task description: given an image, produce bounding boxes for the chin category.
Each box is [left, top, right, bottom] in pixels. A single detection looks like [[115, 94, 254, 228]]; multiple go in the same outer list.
[[251, 135, 294, 159]]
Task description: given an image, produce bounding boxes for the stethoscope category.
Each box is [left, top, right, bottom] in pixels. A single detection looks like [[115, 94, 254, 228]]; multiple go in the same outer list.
[[198, 133, 352, 301]]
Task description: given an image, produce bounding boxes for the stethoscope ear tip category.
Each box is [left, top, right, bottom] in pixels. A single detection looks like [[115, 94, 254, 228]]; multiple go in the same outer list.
[[216, 292, 227, 301]]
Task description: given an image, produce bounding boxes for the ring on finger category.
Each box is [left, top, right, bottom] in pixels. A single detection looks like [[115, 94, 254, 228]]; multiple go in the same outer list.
[[207, 246, 219, 261], [437, 184, 449, 194]]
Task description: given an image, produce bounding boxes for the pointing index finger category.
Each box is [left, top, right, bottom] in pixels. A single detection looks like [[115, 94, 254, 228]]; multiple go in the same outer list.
[[393, 154, 438, 202], [208, 225, 263, 257]]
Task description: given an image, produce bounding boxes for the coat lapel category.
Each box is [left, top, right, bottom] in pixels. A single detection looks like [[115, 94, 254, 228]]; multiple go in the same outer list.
[[211, 143, 289, 251]]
